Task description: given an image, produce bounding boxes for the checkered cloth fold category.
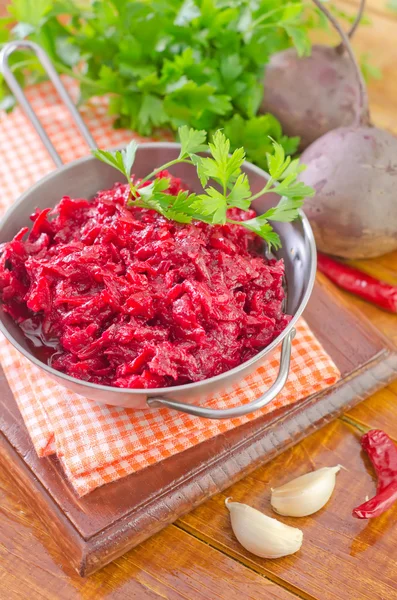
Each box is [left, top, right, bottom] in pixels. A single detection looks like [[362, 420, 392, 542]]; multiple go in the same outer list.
[[0, 80, 340, 496]]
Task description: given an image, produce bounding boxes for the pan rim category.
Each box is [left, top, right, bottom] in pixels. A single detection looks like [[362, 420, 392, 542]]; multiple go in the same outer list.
[[0, 142, 317, 395]]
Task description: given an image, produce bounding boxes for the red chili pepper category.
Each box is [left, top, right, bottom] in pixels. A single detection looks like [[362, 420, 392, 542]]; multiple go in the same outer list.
[[342, 417, 397, 519], [317, 252, 397, 313], [353, 481, 397, 519], [353, 430, 397, 519]]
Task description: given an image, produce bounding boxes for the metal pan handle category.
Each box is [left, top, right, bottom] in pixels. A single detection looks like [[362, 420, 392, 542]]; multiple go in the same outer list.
[[0, 41, 97, 167], [147, 328, 295, 419], [1, 40, 296, 420]]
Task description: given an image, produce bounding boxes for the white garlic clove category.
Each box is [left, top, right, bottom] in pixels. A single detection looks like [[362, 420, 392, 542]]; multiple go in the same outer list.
[[225, 498, 303, 559], [271, 465, 342, 517]]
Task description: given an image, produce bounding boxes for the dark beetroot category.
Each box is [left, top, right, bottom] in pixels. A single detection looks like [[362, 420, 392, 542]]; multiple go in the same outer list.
[[261, 45, 360, 150], [298, 0, 397, 259], [261, 0, 366, 149], [299, 125, 397, 258], [0, 172, 291, 389]]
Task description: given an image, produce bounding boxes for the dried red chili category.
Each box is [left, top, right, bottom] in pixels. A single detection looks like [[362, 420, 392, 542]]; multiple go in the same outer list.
[[342, 416, 397, 519], [317, 253, 397, 313]]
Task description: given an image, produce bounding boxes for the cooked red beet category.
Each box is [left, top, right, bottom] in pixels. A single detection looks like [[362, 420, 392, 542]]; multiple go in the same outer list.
[[0, 172, 291, 389]]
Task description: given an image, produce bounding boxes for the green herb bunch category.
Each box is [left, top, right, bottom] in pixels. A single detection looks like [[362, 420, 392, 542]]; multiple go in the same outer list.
[[0, 0, 320, 169], [92, 126, 314, 249]]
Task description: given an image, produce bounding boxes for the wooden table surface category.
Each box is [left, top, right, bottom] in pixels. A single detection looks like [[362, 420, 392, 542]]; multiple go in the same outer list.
[[1, 0, 397, 598]]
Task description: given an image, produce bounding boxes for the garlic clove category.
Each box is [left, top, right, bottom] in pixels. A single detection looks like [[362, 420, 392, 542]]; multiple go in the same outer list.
[[225, 498, 303, 559], [271, 465, 342, 517]]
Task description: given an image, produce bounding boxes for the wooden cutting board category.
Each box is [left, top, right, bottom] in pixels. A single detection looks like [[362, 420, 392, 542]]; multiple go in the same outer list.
[[0, 272, 396, 577]]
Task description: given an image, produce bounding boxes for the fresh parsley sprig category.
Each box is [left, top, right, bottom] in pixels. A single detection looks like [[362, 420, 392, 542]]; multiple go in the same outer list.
[[92, 126, 314, 249]]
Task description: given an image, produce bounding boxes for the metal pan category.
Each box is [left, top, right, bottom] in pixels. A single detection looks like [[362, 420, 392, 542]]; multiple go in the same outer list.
[[0, 41, 316, 419]]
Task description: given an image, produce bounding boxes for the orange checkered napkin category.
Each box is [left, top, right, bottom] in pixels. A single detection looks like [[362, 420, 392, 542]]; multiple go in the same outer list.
[[0, 80, 341, 496], [0, 323, 340, 496]]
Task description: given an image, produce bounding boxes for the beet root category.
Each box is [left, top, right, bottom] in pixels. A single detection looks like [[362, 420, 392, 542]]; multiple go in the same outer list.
[[261, 45, 362, 150], [299, 126, 397, 258]]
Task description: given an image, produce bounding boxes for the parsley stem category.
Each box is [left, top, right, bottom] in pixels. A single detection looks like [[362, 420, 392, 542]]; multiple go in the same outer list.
[[53, 61, 108, 91], [129, 182, 138, 199], [9, 58, 39, 71], [139, 158, 193, 185], [249, 178, 274, 202]]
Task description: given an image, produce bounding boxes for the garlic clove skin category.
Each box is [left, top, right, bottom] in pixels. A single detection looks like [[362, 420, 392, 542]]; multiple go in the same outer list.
[[225, 499, 303, 559], [271, 465, 341, 518]]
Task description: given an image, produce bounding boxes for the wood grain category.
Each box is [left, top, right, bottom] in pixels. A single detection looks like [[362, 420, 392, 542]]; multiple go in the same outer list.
[[0, 465, 297, 600], [0, 277, 396, 576], [176, 251, 397, 600], [345, 0, 397, 21], [177, 419, 397, 600], [341, 251, 397, 345], [343, 249, 397, 436], [0, 1, 396, 598]]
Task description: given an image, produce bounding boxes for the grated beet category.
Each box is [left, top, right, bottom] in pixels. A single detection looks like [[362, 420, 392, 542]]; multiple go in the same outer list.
[[0, 173, 291, 388]]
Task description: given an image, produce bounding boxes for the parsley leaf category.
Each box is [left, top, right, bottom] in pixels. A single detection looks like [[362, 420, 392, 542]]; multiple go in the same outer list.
[[8, 0, 52, 26], [2, 0, 355, 172], [196, 187, 228, 224], [272, 178, 315, 201], [360, 53, 382, 83], [240, 216, 282, 250], [227, 173, 251, 210], [134, 179, 200, 225], [92, 127, 314, 250], [224, 114, 298, 171], [136, 176, 171, 203], [178, 125, 207, 159], [262, 141, 315, 206], [165, 191, 199, 223], [195, 130, 245, 192], [266, 140, 290, 180], [92, 140, 138, 182], [263, 196, 304, 223]]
